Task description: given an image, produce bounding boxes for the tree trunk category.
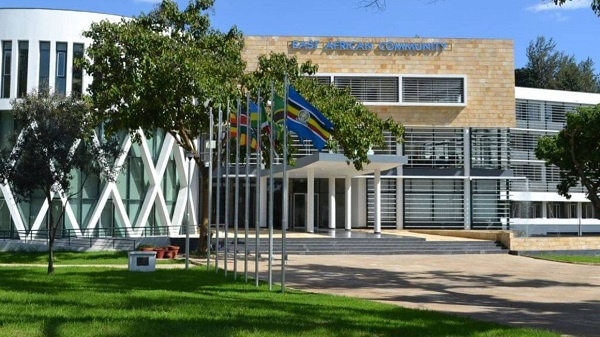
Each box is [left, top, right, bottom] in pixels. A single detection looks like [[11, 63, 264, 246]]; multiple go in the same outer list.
[[47, 196, 55, 275], [198, 172, 209, 255]]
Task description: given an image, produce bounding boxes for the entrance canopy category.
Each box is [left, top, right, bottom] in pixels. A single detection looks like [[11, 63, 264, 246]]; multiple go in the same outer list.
[[265, 153, 407, 178]]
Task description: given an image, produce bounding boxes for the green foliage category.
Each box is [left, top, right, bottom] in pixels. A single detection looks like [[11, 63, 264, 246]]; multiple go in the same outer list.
[[554, 0, 600, 16], [0, 267, 560, 337], [515, 37, 600, 93], [242, 52, 404, 170], [0, 91, 120, 273], [536, 104, 600, 213], [81, 0, 245, 158], [0, 92, 119, 202]]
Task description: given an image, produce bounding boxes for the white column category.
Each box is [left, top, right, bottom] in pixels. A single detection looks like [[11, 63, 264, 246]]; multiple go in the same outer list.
[[328, 177, 336, 229], [345, 176, 352, 231], [307, 168, 315, 233], [463, 128, 471, 230], [260, 176, 267, 228], [374, 169, 381, 234], [396, 141, 404, 230]]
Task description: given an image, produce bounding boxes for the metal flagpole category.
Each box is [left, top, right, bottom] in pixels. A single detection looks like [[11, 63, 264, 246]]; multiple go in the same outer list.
[[254, 90, 261, 287], [240, 99, 249, 282], [267, 92, 274, 291], [234, 98, 240, 280], [224, 102, 230, 277], [206, 108, 213, 271], [215, 106, 222, 274], [281, 76, 289, 293]]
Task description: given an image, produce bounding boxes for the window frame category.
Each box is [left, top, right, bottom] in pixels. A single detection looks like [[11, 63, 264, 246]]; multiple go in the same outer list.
[[315, 73, 467, 107], [1, 40, 13, 99], [17, 40, 29, 98]]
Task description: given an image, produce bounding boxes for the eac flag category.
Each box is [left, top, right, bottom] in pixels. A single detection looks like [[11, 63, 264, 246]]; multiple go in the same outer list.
[[283, 86, 334, 150]]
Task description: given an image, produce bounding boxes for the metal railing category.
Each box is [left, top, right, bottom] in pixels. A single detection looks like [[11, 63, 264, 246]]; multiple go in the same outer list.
[[0, 228, 136, 250]]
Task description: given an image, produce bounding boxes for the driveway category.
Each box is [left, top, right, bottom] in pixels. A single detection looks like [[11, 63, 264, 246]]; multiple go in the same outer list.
[[278, 254, 600, 337]]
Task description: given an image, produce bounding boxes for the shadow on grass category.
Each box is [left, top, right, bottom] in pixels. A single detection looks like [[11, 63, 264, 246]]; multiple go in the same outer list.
[[0, 267, 558, 337]]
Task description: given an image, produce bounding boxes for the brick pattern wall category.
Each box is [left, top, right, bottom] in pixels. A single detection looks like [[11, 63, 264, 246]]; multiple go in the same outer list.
[[243, 36, 515, 128]]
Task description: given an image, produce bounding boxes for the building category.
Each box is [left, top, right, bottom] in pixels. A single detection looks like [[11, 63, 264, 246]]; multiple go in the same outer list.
[[0, 8, 599, 238]]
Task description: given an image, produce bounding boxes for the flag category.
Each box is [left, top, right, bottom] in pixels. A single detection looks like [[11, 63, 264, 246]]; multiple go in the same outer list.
[[234, 106, 258, 150], [276, 86, 334, 150], [250, 102, 270, 134]]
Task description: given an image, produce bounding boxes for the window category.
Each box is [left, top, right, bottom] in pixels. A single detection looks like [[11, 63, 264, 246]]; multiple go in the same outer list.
[[72, 43, 84, 97], [547, 202, 578, 219], [1, 41, 12, 98], [582, 203, 597, 219], [39, 42, 50, 91], [402, 77, 464, 103], [314, 76, 331, 86], [334, 76, 399, 102], [511, 201, 542, 218], [17, 41, 28, 98], [55, 42, 67, 94]]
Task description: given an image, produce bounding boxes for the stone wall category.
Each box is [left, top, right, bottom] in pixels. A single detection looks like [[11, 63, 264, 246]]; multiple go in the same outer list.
[[243, 36, 515, 128]]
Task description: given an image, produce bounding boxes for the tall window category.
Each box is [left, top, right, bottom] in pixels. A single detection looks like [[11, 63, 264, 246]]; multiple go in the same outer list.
[[71, 43, 84, 97], [17, 41, 28, 98], [1, 41, 12, 98], [39, 42, 50, 91], [55, 42, 67, 95]]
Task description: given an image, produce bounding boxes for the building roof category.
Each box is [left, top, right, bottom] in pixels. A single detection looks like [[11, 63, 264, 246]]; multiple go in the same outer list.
[[515, 87, 600, 105]]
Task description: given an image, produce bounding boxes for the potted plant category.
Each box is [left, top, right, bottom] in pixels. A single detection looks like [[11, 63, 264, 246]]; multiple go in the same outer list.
[[153, 247, 165, 259], [166, 245, 180, 258], [138, 244, 154, 252]]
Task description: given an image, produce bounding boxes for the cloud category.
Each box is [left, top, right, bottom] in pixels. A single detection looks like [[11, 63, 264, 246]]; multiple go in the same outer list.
[[527, 0, 591, 12]]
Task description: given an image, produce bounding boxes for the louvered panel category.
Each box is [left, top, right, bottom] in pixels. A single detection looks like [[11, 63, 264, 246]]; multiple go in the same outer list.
[[404, 179, 464, 229], [404, 127, 464, 168], [333, 76, 399, 103], [402, 77, 464, 103]]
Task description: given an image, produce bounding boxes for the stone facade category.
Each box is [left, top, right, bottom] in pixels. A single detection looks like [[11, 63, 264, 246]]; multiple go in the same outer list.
[[243, 36, 515, 128]]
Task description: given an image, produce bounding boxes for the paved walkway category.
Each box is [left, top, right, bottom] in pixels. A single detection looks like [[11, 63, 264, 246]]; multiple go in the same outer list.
[[214, 253, 600, 337], [274, 254, 600, 337]]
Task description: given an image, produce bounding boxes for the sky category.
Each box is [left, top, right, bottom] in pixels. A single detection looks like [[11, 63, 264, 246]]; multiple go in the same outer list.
[[0, 0, 598, 68]]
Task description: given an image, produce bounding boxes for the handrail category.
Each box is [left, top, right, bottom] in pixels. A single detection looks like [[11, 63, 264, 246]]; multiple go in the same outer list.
[[0, 228, 136, 250]]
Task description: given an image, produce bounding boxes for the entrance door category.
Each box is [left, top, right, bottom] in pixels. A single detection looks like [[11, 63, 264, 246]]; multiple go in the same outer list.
[[292, 193, 319, 230]]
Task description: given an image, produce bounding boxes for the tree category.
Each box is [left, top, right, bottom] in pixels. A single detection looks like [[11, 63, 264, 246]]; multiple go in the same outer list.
[[241, 52, 404, 170], [361, 0, 600, 16], [554, 0, 600, 16], [0, 92, 119, 274], [515, 36, 600, 93], [536, 105, 600, 215], [82, 0, 245, 254]]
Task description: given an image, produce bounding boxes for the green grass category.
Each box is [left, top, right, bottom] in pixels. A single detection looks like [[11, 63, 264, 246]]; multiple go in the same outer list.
[[0, 251, 182, 265], [0, 267, 559, 337], [531, 254, 600, 264]]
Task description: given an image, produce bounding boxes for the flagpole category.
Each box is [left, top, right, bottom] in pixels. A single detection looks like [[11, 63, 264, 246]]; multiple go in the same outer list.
[[215, 106, 223, 274], [234, 98, 240, 281], [254, 90, 261, 287], [243, 91, 252, 284], [206, 107, 213, 271], [224, 102, 230, 277], [281, 76, 289, 293], [262, 93, 271, 291]]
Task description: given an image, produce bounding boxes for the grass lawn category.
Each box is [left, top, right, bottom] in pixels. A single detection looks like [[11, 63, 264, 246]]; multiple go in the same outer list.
[[0, 251, 182, 265], [0, 267, 559, 337], [531, 254, 600, 265]]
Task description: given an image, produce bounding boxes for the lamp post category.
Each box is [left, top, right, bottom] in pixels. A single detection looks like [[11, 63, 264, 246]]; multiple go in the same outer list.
[[185, 150, 194, 270]]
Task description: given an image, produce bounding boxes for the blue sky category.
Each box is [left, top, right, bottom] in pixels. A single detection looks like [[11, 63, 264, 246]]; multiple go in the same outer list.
[[1, 0, 599, 68]]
